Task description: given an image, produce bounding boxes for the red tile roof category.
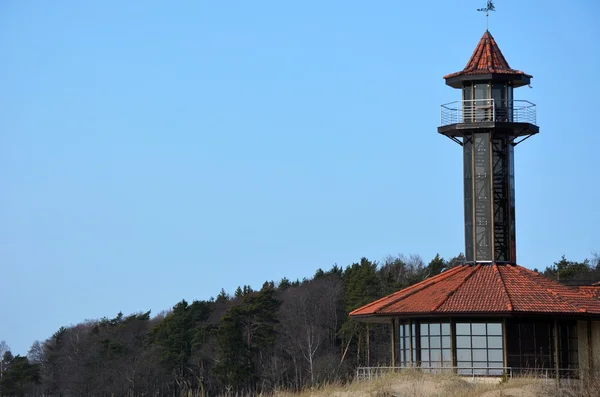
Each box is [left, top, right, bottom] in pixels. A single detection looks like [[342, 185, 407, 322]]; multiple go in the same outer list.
[[350, 264, 600, 318], [444, 31, 531, 80], [579, 285, 600, 300]]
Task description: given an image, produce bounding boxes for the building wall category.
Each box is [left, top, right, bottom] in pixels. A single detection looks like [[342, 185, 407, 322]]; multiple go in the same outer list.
[[577, 320, 600, 381]]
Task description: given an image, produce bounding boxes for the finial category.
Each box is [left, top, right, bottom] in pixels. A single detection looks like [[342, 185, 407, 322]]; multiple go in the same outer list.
[[477, 0, 495, 30]]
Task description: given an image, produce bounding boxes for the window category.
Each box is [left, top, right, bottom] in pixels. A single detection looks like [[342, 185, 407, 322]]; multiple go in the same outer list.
[[474, 83, 491, 121], [492, 83, 507, 121], [456, 322, 504, 375], [463, 82, 473, 122], [420, 322, 451, 368], [559, 322, 578, 374], [398, 321, 416, 366]]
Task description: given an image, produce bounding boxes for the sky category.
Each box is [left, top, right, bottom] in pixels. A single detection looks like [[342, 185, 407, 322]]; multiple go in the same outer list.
[[1, 0, 599, 355]]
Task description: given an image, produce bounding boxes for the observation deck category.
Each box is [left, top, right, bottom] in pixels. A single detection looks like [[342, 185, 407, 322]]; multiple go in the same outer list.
[[438, 99, 538, 139]]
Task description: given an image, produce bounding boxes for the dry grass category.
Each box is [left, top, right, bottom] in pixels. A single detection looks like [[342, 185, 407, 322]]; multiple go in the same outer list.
[[212, 366, 600, 397], [270, 371, 551, 397]]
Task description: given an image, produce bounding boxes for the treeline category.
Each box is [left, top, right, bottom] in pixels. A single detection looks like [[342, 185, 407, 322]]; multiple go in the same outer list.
[[1, 253, 599, 397]]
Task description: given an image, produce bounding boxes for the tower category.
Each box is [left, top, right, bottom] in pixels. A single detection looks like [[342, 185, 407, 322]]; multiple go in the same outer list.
[[438, 31, 538, 264]]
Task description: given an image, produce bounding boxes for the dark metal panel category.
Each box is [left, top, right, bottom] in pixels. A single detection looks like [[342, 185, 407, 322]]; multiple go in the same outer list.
[[463, 136, 474, 262], [474, 134, 492, 261], [492, 137, 509, 262], [509, 144, 516, 263]]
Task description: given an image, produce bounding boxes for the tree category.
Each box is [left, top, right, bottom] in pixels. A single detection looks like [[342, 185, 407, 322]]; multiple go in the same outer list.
[[149, 300, 212, 394], [214, 288, 280, 392], [0, 355, 40, 397], [216, 288, 230, 303], [447, 253, 466, 268], [427, 254, 447, 277], [277, 277, 291, 291], [279, 275, 342, 387], [27, 341, 44, 365], [0, 342, 10, 382], [341, 258, 382, 366], [543, 255, 591, 281]]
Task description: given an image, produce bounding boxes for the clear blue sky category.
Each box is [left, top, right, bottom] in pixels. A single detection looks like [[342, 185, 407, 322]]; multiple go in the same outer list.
[[1, 1, 598, 355]]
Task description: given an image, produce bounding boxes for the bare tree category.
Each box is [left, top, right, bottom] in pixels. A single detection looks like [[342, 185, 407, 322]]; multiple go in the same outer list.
[[0, 340, 10, 381]]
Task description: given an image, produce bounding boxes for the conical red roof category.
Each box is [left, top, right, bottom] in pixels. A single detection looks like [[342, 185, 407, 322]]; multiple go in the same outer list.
[[444, 31, 531, 79], [349, 264, 600, 318]]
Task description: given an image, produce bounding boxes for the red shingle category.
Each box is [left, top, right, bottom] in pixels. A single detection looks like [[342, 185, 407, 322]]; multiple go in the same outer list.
[[349, 264, 600, 318], [443, 31, 531, 80]]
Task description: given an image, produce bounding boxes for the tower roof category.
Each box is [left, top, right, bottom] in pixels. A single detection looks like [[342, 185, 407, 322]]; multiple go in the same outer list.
[[349, 264, 600, 319], [444, 30, 531, 80]]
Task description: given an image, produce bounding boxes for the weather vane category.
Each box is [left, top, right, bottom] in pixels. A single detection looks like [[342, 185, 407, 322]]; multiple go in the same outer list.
[[477, 0, 495, 30]]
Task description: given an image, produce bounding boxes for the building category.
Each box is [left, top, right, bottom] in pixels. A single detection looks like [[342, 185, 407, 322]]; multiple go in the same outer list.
[[349, 30, 600, 379]]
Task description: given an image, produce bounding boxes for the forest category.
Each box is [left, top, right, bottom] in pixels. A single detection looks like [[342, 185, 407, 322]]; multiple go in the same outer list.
[[1, 253, 598, 397]]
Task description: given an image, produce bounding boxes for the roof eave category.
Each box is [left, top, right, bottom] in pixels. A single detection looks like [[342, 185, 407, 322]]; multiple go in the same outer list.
[[444, 72, 533, 88], [350, 311, 600, 321], [444, 73, 532, 89]]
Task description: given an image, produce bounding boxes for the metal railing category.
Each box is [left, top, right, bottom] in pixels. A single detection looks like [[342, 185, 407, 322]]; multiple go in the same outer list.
[[440, 99, 537, 126], [356, 366, 579, 381]]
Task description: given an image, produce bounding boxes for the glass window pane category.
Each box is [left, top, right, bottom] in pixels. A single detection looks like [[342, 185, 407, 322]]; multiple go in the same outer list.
[[474, 368, 487, 375], [442, 336, 451, 349], [420, 336, 429, 348], [420, 323, 429, 335], [473, 362, 488, 370], [473, 350, 487, 361], [456, 349, 472, 361], [430, 324, 441, 336], [421, 350, 429, 361], [488, 336, 503, 349], [430, 337, 441, 349], [442, 349, 451, 362], [472, 323, 486, 335], [430, 349, 442, 362], [399, 338, 404, 350], [456, 336, 471, 348], [488, 349, 503, 362], [441, 323, 450, 336], [487, 323, 502, 336], [489, 361, 503, 368], [456, 323, 470, 335], [473, 336, 487, 348]]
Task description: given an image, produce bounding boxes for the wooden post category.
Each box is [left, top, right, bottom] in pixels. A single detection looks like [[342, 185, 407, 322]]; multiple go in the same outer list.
[[449, 318, 455, 372], [391, 319, 397, 367], [409, 320, 414, 367], [588, 320, 593, 379], [502, 318, 508, 376], [366, 324, 370, 367], [554, 319, 560, 382]]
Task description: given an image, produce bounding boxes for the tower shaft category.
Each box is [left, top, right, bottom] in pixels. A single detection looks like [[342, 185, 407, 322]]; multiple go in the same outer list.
[[463, 131, 515, 262]]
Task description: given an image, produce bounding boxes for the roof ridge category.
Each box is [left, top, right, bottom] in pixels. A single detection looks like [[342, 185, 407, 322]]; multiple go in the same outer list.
[[506, 265, 584, 313], [488, 32, 511, 70], [493, 263, 514, 311], [349, 265, 468, 315], [430, 264, 481, 312]]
